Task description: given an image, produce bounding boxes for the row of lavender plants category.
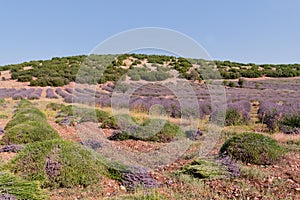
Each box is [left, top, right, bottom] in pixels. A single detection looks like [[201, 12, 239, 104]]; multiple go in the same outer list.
[[210, 100, 251, 126], [0, 88, 42, 100], [58, 86, 254, 123], [55, 87, 111, 107], [258, 101, 300, 134]]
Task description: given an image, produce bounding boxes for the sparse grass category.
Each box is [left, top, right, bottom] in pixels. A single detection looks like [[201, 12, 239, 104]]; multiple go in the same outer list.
[[240, 166, 268, 180], [284, 138, 300, 152], [222, 124, 255, 134], [221, 131, 238, 141], [117, 189, 167, 200], [0, 114, 8, 119], [46, 102, 111, 124]]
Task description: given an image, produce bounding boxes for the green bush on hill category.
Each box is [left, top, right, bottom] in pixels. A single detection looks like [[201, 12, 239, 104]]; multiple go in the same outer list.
[[3, 54, 300, 86], [2, 121, 60, 144], [108, 118, 181, 142], [6, 139, 108, 188], [79, 108, 110, 123], [5, 107, 46, 129], [220, 132, 285, 165], [225, 107, 250, 126], [101, 114, 134, 129], [2, 100, 60, 144]]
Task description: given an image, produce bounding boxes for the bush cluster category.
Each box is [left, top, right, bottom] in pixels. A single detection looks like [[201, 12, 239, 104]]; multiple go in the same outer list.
[[1, 100, 60, 144], [220, 132, 285, 165], [3, 54, 300, 87], [128, 65, 172, 82], [107, 118, 181, 142], [5, 139, 107, 188]]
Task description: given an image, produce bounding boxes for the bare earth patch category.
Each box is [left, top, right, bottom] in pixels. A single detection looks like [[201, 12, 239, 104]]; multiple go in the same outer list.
[[0, 152, 17, 164], [102, 129, 163, 153], [48, 120, 80, 142]]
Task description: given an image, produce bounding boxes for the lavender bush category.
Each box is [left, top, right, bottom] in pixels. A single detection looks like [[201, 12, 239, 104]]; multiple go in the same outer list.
[[46, 88, 58, 99], [121, 167, 158, 190], [0, 144, 24, 153], [27, 88, 42, 100], [258, 102, 300, 133], [216, 154, 240, 178]]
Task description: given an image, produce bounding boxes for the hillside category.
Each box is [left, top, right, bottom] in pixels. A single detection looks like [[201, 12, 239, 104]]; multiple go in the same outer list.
[[1, 54, 300, 87], [0, 55, 299, 199]]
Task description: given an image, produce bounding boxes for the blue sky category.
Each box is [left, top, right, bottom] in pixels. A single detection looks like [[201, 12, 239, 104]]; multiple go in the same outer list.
[[0, 0, 299, 65]]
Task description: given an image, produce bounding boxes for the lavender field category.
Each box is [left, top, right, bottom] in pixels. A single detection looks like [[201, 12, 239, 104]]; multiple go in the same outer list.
[[0, 66, 299, 199]]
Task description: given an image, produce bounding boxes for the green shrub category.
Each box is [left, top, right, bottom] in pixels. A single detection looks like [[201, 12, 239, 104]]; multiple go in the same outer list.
[[2, 101, 60, 144], [0, 98, 6, 104], [180, 159, 225, 179], [225, 107, 249, 126], [109, 119, 181, 142], [228, 81, 236, 87], [282, 112, 300, 128], [96, 109, 110, 122], [5, 107, 46, 130], [144, 119, 181, 142], [225, 108, 241, 125], [0, 171, 49, 200], [238, 78, 245, 87], [17, 75, 32, 82], [30, 77, 69, 87], [46, 102, 63, 111], [100, 114, 133, 129], [59, 105, 74, 116], [17, 99, 33, 109], [79, 109, 110, 123], [6, 139, 107, 188], [2, 121, 60, 144], [220, 132, 285, 165]]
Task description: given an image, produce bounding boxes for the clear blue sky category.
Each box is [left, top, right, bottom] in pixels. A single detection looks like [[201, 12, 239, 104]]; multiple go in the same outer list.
[[0, 0, 299, 65]]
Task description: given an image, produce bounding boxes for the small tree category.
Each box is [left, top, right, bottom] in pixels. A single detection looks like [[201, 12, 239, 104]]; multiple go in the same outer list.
[[238, 78, 245, 88], [228, 81, 236, 87], [255, 83, 261, 89]]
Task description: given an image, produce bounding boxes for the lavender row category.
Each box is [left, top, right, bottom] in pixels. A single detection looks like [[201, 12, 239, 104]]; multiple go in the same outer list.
[[27, 88, 42, 100], [0, 88, 43, 100], [258, 101, 300, 133], [46, 88, 58, 99], [55, 88, 73, 103]]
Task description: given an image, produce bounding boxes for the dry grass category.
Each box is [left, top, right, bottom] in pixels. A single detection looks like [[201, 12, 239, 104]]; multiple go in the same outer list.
[[271, 133, 300, 143]]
